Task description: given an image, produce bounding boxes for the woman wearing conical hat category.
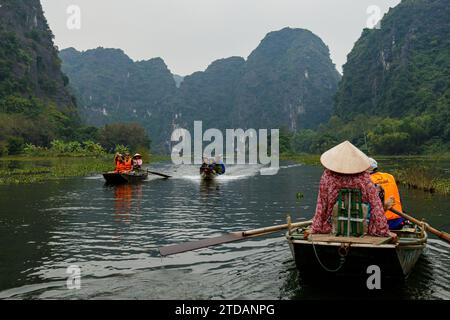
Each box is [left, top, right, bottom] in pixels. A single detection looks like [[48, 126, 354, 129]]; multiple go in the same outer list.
[[310, 141, 394, 238]]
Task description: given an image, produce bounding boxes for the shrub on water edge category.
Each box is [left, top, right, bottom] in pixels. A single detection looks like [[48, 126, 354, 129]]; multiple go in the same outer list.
[[22, 143, 47, 156], [20, 140, 107, 157], [66, 141, 83, 154], [49, 139, 68, 154], [83, 140, 107, 156], [114, 144, 129, 155]]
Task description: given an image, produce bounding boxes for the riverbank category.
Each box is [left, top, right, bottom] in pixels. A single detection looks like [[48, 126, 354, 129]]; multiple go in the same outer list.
[[282, 153, 450, 195], [2, 153, 449, 195], [0, 154, 171, 185], [375, 155, 450, 195], [0, 156, 111, 185]]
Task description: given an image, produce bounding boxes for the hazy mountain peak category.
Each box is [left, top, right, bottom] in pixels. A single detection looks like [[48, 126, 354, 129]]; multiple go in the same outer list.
[[60, 28, 340, 149]]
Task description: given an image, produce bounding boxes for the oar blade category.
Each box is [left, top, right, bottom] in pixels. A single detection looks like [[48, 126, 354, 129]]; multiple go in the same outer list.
[[159, 220, 312, 256], [160, 232, 243, 256], [148, 171, 172, 179]]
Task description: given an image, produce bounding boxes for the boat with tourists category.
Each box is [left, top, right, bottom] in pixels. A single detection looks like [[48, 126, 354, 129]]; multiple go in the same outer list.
[[200, 156, 226, 180], [103, 152, 171, 183], [158, 140, 448, 286], [104, 152, 148, 184]]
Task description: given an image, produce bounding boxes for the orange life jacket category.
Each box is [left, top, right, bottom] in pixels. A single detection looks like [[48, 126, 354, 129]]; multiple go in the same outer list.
[[370, 171, 402, 220], [123, 158, 133, 171], [115, 161, 126, 173]]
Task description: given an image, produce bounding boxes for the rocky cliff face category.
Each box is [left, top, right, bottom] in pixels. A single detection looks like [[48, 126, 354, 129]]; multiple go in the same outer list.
[[174, 56, 246, 132], [174, 28, 341, 135], [60, 28, 341, 150], [233, 28, 341, 131], [60, 47, 177, 148], [0, 0, 80, 153], [0, 0, 76, 112]]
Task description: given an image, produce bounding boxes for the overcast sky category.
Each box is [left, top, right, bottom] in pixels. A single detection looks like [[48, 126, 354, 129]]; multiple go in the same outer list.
[[41, 0, 400, 76]]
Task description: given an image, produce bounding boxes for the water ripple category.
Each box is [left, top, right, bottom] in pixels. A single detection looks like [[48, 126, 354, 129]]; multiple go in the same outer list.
[[0, 162, 448, 299]]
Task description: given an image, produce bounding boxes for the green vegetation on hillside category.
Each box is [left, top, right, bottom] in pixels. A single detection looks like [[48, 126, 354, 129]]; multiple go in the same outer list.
[[0, 0, 81, 155], [0, 2, 155, 158], [97, 123, 151, 153], [2, 120, 152, 157], [332, 0, 450, 154], [59, 48, 176, 152], [280, 113, 449, 155]]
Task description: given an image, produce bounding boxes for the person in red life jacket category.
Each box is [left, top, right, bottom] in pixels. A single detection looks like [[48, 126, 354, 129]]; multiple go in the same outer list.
[[123, 152, 133, 172], [114, 153, 121, 167], [114, 153, 125, 173], [308, 141, 396, 239], [368, 158, 405, 230]]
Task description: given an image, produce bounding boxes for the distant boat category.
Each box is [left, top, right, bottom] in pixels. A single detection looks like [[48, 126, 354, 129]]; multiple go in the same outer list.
[[200, 167, 218, 181], [287, 223, 427, 280], [103, 171, 148, 184]]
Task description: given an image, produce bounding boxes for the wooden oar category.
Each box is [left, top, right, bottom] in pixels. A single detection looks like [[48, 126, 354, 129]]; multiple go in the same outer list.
[[389, 208, 450, 243], [159, 220, 312, 256], [147, 169, 172, 179]]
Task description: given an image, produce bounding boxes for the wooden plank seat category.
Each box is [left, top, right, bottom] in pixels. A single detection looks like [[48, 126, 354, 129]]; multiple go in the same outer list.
[[308, 234, 393, 245]]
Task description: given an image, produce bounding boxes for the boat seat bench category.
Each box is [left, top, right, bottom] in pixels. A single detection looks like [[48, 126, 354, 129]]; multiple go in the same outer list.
[[307, 234, 392, 245]]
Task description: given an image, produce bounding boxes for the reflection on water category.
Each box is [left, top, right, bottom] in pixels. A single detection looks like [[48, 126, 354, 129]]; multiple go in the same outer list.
[[199, 179, 220, 195], [112, 184, 143, 224], [0, 162, 448, 299]]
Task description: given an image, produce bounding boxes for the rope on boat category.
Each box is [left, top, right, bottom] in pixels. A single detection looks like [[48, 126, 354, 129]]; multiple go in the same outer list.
[[311, 241, 348, 273]]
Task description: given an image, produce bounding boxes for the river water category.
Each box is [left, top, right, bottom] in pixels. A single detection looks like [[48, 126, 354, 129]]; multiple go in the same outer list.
[[0, 162, 449, 299]]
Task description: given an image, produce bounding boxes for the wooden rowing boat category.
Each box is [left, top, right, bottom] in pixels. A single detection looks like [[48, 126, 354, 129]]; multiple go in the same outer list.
[[103, 171, 148, 184], [286, 223, 427, 280]]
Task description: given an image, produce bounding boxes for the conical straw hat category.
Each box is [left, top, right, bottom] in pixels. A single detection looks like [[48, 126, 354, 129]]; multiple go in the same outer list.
[[320, 141, 371, 174]]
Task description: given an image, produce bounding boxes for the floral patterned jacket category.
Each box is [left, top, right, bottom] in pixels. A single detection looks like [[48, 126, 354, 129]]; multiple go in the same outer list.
[[311, 169, 390, 237]]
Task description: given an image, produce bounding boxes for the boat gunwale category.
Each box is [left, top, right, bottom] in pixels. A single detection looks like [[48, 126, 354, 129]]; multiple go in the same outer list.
[[286, 225, 427, 279], [103, 171, 148, 184], [289, 239, 397, 249], [287, 228, 427, 250], [120, 172, 148, 178]]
